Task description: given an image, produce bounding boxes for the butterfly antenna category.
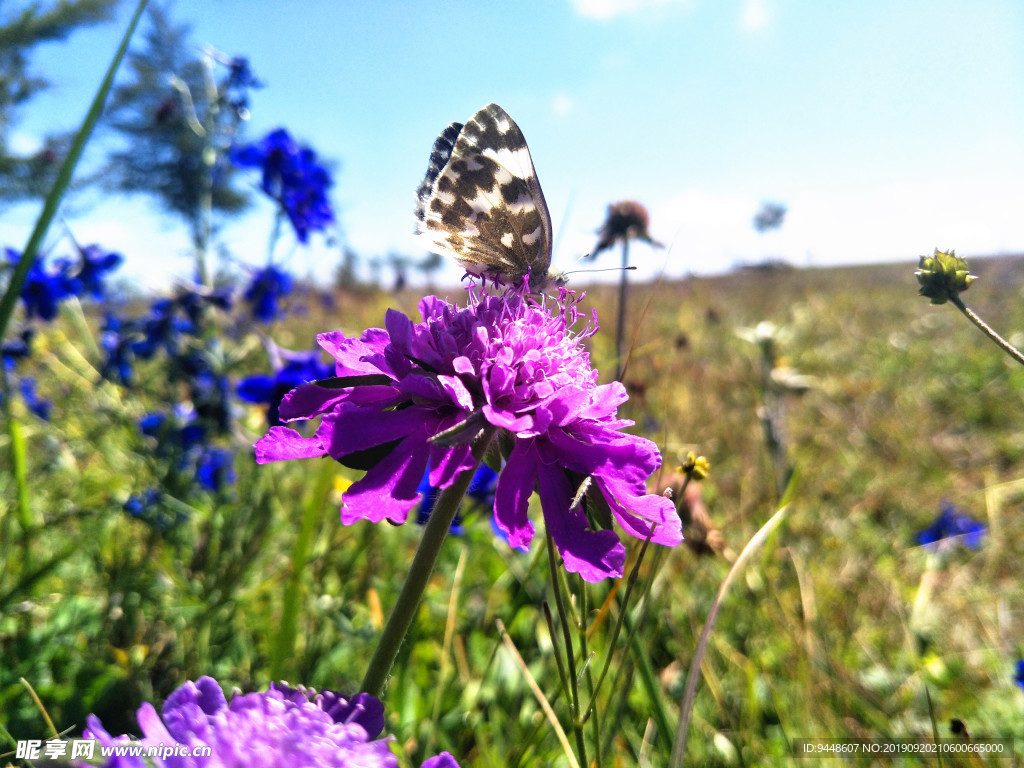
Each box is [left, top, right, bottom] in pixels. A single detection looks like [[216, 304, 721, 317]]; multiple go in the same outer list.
[[562, 265, 637, 276]]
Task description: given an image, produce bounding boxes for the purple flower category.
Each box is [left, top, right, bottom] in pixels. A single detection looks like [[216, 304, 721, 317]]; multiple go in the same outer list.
[[916, 502, 986, 550], [82, 676, 459, 768], [1014, 659, 1024, 690], [231, 128, 334, 243], [255, 287, 682, 582]]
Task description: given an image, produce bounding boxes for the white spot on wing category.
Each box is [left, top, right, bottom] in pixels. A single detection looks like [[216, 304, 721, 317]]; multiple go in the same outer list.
[[522, 225, 542, 246], [501, 232, 514, 248]]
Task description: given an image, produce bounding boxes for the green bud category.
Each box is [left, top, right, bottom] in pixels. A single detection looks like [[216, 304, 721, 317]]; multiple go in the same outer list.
[[915, 248, 976, 305]]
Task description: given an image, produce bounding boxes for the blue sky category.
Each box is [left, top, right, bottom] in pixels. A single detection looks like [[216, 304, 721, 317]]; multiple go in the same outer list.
[[8, 0, 1024, 288]]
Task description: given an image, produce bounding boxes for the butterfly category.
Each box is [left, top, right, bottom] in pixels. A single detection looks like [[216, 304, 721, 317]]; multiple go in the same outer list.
[[415, 103, 567, 292]]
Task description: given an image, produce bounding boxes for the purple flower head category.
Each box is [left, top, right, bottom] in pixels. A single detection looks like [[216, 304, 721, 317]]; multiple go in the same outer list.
[[916, 501, 986, 551], [82, 676, 459, 768], [231, 128, 334, 243], [255, 287, 682, 582]]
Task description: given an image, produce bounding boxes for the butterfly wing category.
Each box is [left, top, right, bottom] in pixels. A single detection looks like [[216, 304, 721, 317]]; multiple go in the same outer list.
[[415, 104, 554, 290]]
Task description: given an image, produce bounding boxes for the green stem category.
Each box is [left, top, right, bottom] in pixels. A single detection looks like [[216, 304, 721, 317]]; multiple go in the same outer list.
[[360, 433, 492, 697], [271, 461, 334, 679], [546, 528, 588, 767], [615, 239, 630, 380], [0, 0, 148, 345], [950, 295, 1024, 367], [1, 365, 32, 568]]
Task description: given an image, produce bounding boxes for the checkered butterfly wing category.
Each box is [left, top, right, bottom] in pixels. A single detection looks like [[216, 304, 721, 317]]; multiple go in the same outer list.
[[415, 103, 561, 291]]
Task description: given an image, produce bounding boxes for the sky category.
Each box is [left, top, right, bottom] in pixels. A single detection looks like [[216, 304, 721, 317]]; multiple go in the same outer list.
[[6, 0, 1024, 289]]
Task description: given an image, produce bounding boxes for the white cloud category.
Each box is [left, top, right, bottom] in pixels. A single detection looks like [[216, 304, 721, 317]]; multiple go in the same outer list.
[[8, 130, 43, 155], [739, 0, 772, 32], [571, 0, 693, 20], [552, 93, 575, 117]]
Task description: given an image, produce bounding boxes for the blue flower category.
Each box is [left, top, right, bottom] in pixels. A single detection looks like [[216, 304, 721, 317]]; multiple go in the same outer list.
[[123, 489, 161, 517], [237, 346, 333, 426], [197, 447, 236, 492], [243, 265, 293, 323], [1015, 659, 1024, 691], [415, 463, 500, 535], [0, 375, 51, 420], [139, 411, 207, 455], [99, 313, 135, 385], [131, 298, 194, 359], [18, 378, 52, 420], [123, 489, 188, 531], [916, 502, 986, 550], [73, 244, 123, 299], [231, 128, 335, 243], [6, 247, 78, 321], [2, 328, 34, 368]]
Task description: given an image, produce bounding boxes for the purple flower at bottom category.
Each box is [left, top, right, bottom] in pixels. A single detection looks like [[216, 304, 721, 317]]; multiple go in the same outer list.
[[82, 676, 459, 768], [255, 286, 682, 582]]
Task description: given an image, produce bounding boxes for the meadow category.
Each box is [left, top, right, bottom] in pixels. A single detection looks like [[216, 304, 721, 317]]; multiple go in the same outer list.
[[4, 250, 1024, 766]]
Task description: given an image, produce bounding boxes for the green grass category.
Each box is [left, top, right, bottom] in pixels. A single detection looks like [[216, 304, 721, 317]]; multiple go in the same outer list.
[[3, 256, 1024, 767]]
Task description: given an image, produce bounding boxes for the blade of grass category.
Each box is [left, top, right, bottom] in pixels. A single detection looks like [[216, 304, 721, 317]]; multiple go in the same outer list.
[[496, 618, 581, 768], [669, 503, 790, 767], [0, 0, 149, 345], [270, 460, 334, 679]]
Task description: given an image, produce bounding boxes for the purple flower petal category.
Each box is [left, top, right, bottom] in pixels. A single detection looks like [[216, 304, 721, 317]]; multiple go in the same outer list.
[[537, 461, 625, 582], [254, 426, 325, 463]]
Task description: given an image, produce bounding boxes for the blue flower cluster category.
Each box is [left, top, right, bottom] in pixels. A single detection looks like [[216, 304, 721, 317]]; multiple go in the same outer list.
[[5, 243, 122, 321], [138, 409, 236, 493], [221, 55, 263, 116], [2, 243, 122, 421], [916, 502, 986, 550], [231, 128, 334, 243], [100, 286, 233, 386], [237, 345, 333, 426], [99, 287, 241, 513], [1, 332, 52, 421]]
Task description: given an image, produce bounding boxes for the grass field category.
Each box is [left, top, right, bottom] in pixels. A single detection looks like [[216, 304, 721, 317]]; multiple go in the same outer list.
[[3, 252, 1024, 766]]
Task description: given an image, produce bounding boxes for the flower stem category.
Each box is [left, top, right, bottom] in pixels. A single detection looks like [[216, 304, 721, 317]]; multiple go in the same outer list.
[[360, 434, 492, 698], [950, 295, 1024, 367], [615, 238, 630, 380]]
